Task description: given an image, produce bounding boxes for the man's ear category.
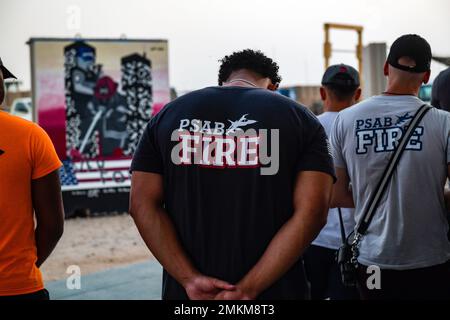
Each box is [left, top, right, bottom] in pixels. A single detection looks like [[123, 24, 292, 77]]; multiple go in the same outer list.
[[268, 83, 279, 91], [423, 70, 431, 85], [383, 61, 390, 76], [354, 88, 362, 102], [320, 87, 327, 101]]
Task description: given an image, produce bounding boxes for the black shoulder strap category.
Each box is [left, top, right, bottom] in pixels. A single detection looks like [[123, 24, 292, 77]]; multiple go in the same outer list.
[[355, 104, 432, 236], [338, 207, 347, 244]]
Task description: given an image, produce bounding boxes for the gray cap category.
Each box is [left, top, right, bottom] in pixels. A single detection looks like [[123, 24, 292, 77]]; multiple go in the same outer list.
[[0, 57, 17, 79], [322, 64, 360, 87]]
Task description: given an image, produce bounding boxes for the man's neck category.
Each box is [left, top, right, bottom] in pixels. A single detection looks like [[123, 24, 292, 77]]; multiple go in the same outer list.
[[384, 84, 419, 96], [323, 102, 352, 113], [224, 70, 266, 89], [225, 78, 258, 88]]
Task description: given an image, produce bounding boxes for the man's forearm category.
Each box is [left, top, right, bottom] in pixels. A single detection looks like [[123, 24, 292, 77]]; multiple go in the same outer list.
[[237, 212, 326, 298], [131, 205, 200, 287], [32, 171, 65, 268], [35, 225, 63, 267], [330, 168, 355, 209]]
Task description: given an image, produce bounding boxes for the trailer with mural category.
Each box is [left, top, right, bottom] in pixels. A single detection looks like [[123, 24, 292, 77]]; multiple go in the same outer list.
[[28, 38, 170, 216]]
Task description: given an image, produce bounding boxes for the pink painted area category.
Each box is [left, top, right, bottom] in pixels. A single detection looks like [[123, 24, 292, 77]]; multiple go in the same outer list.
[[38, 94, 65, 112], [151, 68, 170, 116], [152, 103, 165, 115], [38, 106, 67, 159], [36, 71, 67, 159], [36, 71, 65, 111], [152, 87, 171, 115]]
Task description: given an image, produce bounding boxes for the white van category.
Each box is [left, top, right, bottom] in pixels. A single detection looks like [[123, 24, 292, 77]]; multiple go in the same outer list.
[[10, 97, 32, 121]]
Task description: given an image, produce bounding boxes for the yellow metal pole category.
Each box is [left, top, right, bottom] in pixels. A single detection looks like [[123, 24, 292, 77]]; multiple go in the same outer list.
[[357, 29, 363, 92], [324, 24, 331, 70], [357, 30, 363, 75]]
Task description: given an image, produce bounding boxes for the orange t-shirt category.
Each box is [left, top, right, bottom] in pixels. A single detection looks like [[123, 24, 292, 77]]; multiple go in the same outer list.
[[0, 111, 62, 296]]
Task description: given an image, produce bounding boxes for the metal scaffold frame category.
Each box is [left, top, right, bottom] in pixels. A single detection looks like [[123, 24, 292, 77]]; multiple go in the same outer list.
[[324, 23, 364, 87]]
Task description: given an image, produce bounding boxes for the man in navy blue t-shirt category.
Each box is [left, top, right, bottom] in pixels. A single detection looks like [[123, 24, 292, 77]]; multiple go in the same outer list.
[[130, 49, 335, 300]]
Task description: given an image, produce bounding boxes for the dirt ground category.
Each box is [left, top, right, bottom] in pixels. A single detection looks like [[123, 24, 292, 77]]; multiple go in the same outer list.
[[40, 214, 154, 281]]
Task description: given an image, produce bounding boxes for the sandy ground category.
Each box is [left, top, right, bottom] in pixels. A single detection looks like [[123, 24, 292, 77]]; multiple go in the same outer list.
[[40, 214, 154, 281]]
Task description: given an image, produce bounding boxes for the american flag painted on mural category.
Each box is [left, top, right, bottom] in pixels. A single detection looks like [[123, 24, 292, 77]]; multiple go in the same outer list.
[[59, 158, 132, 191]]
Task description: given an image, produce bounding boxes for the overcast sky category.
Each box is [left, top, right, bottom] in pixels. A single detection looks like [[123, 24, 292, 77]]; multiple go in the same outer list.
[[1, 0, 449, 92]]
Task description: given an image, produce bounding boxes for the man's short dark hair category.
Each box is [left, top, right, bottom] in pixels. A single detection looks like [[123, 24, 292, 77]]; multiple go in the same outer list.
[[218, 49, 282, 86], [324, 83, 358, 101]]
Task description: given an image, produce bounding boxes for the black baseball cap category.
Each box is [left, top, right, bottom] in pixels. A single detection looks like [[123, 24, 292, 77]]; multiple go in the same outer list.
[[0, 57, 17, 79], [387, 34, 432, 73], [322, 64, 360, 87]]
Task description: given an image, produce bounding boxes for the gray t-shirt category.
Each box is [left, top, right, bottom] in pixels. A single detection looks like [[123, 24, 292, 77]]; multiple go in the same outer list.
[[331, 95, 450, 270], [313, 112, 355, 250]]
